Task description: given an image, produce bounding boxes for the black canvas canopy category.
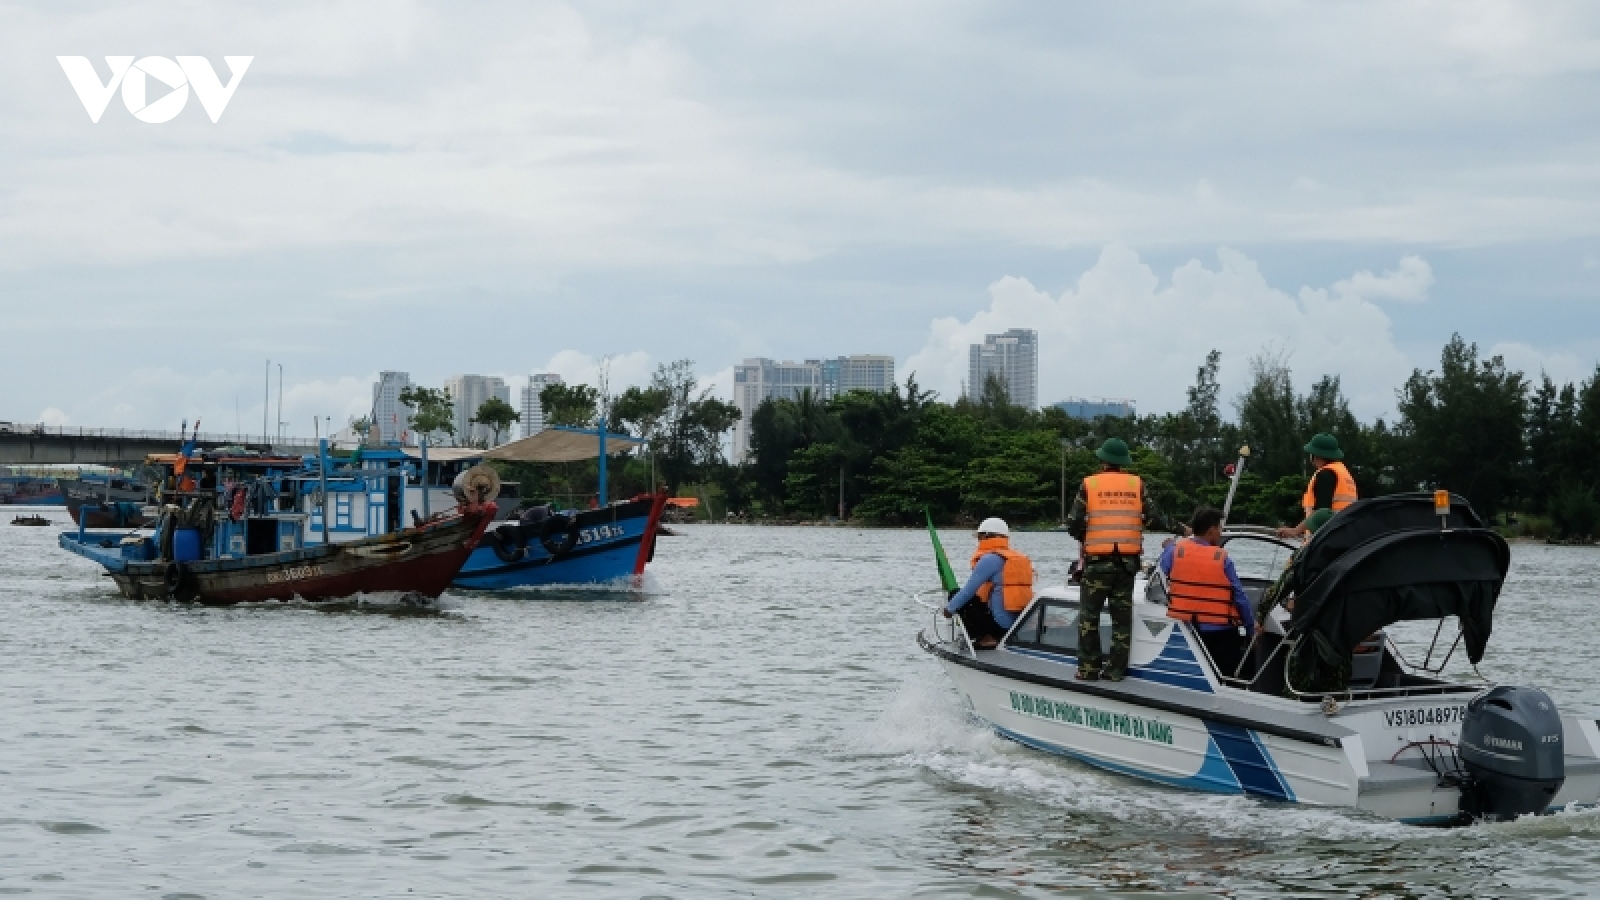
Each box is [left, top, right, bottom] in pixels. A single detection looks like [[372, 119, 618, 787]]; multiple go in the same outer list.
[[1283, 494, 1510, 692]]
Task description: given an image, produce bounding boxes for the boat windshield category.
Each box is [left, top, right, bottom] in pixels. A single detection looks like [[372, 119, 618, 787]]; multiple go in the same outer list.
[[1218, 532, 1297, 583]]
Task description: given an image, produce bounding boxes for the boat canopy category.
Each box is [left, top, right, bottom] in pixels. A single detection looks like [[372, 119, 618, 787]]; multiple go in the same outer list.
[[1283, 493, 1510, 691], [483, 428, 643, 463]]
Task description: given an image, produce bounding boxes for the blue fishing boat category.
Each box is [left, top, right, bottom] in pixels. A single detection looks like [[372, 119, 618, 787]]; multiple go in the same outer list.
[[358, 424, 667, 590]]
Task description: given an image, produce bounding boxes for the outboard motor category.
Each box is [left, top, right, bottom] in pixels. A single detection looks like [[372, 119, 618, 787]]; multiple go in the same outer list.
[[1458, 685, 1565, 820]]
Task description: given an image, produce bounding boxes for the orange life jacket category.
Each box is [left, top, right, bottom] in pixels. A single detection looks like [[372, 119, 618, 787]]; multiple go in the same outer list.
[[970, 537, 1035, 612], [1166, 538, 1239, 626], [1083, 472, 1144, 556], [1302, 460, 1358, 517]]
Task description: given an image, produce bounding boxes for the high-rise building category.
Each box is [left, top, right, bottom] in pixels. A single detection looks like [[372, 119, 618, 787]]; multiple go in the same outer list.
[[1052, 398, 1137, 420], [730, 355, 896, 462], [815, 355, 895, 399], [967, 328, 1039, 409], [371, 371, 413, 444], [731, 358, 823, 464], [520, 373, 564, 438], [444, 374, 511, 446]]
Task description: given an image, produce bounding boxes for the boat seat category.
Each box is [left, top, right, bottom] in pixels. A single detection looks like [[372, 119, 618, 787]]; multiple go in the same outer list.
[[1348, 632, 1386, 689]]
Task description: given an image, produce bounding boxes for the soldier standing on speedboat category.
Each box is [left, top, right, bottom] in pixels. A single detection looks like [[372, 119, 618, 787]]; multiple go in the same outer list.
[[1276, 432, 1358, 540], [1066, 438, 1185, 681]]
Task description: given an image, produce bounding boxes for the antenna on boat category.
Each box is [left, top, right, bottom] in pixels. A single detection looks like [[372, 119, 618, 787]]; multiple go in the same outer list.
[[1220, 445, 1250, 526]]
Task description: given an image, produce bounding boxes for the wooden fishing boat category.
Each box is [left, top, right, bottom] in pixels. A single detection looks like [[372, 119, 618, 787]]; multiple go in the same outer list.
[[59, 440, 496, 604]]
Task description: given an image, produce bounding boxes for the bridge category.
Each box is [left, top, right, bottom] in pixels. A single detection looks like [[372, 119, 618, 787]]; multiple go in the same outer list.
[[0, 423, 324, 466]]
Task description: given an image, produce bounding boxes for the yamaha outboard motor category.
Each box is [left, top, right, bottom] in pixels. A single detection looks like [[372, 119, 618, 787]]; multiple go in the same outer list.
[[1459, 685, 1565, 820]]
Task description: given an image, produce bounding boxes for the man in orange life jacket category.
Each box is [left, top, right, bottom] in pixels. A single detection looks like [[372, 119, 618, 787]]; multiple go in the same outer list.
[[1161, 507, 1255, 678], [943, 517, 1034, 650], [1065, 438, 1184, 681], [1276, 432, 1358, 540]]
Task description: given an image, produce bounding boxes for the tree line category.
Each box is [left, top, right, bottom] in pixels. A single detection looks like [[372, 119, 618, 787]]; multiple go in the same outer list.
[[728, 334, 1600, 537], [375, 335, 1600, 537]]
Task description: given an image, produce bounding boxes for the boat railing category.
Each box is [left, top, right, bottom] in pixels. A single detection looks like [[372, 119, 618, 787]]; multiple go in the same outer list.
[[1206, 626, 1486, 706], [912, 589, 976, 658]]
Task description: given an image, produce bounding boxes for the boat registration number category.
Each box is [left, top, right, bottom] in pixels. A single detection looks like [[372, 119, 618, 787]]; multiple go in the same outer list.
[[266, 565, 325, 584], [1383, 705, 1466, 728], [577, 525, 626, 545]]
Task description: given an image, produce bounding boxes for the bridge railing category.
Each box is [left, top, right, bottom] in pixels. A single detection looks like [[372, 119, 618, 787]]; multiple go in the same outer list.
[[0, 422, 322, 448]]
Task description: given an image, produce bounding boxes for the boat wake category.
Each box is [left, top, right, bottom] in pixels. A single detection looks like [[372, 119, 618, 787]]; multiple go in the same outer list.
[[463, 570, 662, 599], [868, 679, 1600, 844]]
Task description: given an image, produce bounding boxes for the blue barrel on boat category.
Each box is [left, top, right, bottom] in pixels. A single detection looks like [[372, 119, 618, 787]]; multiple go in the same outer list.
[[173, 527, 202, 562]]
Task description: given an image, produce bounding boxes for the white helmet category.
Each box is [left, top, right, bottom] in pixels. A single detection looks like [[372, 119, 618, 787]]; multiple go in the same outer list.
[[976, 517, 1010, 537]]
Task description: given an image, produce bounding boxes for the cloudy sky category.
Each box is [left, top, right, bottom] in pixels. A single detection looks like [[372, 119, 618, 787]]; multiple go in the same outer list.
[[5, 1, 1600, 435]]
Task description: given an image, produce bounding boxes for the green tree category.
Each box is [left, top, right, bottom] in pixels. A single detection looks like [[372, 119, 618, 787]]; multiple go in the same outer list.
[[611, 385, 671, 439], [1235, 349, 1301, 480], [399, 385, 456, 445], [857, 404, 984, 523], [1395, 334, 1528, 515], [470, 395, 520, 446], [962, 430, 1081, 522], [541, 383, 600, 428], [645, 360, 741, 493]]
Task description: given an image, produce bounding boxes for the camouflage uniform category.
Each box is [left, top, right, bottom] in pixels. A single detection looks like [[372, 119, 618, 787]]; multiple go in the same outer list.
[[1066, 477, 1180, 680]]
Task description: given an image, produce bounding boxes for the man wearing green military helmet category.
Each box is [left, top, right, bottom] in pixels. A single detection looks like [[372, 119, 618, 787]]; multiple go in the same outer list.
[[1276, 432, 1358, 540], [1065, 437, 1185, 682]]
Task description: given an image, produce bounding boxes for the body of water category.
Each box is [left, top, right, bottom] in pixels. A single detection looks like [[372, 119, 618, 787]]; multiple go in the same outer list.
[[1, 512, 1597, 897]]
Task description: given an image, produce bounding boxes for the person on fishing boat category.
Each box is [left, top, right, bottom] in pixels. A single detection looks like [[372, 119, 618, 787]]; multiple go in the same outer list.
[[1276, 433, 1357, 540], [1161, 507, 1254, 679], [1066, 438, 1186, 682], [942, 517, 1035, 650]]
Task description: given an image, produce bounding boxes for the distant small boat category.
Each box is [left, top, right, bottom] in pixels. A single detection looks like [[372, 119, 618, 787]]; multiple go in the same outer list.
[[10, 514, 49, 526], [61, 474, 153, 528], [0, 476, 64, 506]]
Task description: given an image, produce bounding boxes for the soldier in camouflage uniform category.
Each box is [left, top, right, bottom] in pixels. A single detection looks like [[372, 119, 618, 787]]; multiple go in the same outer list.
[[1065, 438, 1185, 681]]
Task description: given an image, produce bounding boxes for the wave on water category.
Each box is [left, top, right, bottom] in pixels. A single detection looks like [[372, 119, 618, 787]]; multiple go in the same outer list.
[[461, 571, 659, 600], [858, 678, 1600, 846]]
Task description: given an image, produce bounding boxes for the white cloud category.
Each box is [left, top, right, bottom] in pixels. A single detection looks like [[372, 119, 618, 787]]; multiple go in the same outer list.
[[1488, 341, 1597, 387], [1331, 255, 1434, 304], [905, 245, 1416, 419], [539, 351, 656, 395], [38, 407, 70, 426], [5, 3, 1600, 429], [697, 366, 735, 402]]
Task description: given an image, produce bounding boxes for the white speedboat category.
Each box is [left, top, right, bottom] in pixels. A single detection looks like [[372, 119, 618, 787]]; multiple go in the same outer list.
[[919, 494, 1600, 824]]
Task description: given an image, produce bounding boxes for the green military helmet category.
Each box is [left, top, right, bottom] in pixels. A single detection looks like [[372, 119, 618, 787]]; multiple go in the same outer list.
[[1095, 437, 1134, 467], [1303, 432, 1344, 461]]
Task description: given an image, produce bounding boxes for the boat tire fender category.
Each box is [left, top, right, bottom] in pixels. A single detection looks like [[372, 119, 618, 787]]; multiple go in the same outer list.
[[163, 562, 182, 599], [539, 515, 581, 559], [491, 524, 527, 563]]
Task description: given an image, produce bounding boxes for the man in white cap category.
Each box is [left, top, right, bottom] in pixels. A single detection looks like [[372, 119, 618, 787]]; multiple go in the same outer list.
[[942, 517, 1036, 649]]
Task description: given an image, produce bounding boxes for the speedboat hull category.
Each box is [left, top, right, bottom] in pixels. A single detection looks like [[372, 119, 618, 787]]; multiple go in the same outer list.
[[921, 583, 1600, 824]]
